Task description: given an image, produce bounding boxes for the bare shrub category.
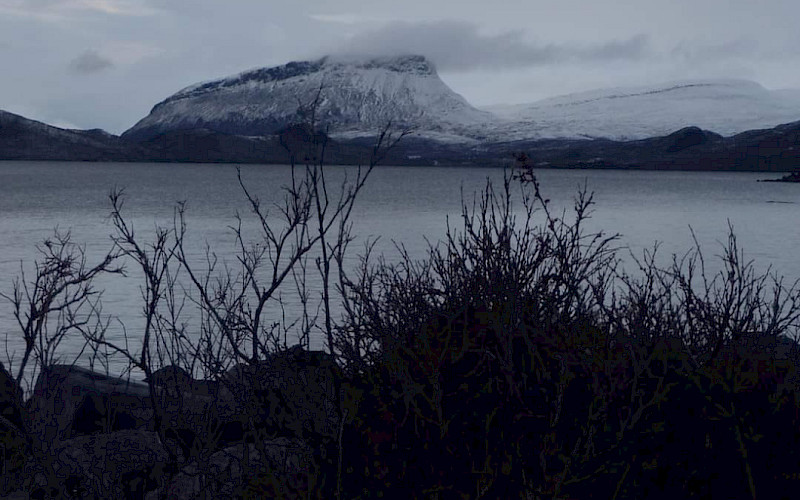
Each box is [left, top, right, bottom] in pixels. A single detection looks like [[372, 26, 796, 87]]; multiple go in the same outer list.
[[334, 168, 800, 498]]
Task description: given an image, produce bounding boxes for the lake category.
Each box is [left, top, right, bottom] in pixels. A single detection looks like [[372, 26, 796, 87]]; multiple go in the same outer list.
[[2, 161, 799, 379]]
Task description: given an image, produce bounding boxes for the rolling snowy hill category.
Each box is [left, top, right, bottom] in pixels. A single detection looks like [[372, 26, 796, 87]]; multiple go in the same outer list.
[[485, 79, 800, 140], [123, 55, 497, 143]]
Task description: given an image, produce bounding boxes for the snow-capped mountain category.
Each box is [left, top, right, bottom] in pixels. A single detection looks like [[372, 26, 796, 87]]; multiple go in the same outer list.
[[124, 55, 800, 146], [485, 79, 800, 140], [123, 55, 497, 143]]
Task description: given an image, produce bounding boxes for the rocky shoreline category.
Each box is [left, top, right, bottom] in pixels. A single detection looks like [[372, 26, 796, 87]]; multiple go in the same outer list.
[[0, 346, 346, 499], [760, 171, 800, 182]]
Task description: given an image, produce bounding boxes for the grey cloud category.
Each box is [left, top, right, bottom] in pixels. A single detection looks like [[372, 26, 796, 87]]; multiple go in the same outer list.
[[69, 49, 113, 74], [335, 21, 650, 71], [671, 38, 759, 62], [586, 35, 650, 61]]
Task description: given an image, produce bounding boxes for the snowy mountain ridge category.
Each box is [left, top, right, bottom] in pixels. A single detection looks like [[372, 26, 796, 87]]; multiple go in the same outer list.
[[491, 79, 762, 111], [485, 79, 800, 140]]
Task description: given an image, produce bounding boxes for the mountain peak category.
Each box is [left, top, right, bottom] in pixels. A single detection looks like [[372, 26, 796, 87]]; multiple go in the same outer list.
[[124, 54, 490, 143], [166, 54, 436, 107]]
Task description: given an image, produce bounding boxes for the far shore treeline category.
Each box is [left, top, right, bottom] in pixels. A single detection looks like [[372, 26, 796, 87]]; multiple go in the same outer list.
[[3, 107, 800, 175]]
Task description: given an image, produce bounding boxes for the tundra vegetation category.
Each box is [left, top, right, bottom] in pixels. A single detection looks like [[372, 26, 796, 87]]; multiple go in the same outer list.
[[1, 117, 800, 499]]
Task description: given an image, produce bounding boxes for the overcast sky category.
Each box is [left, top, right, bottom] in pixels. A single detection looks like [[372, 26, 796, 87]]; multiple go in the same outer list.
[[2, 0, 799, 134]]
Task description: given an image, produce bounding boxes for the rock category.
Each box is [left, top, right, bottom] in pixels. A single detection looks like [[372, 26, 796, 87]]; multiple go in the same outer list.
[[25, 430, 174, 500], [17, 355, 342, 497], [1, 362, 26, 491], [140, 365, 247, 458], [774, 171, 800, 182], [153, 387, 231, 459], [144, 365, 222, 396], [70, 392, 148, 436], [26, 365, 153, 449], [222, 345, 342, 441], [144, 365, 193, 392], [144, 367, 246, 455], [760, 171, 800, 182], [0, 362, 24, 431], [164, 437, 312, 499], [25, 363, 245, 463], [0, 491, 28, 500]]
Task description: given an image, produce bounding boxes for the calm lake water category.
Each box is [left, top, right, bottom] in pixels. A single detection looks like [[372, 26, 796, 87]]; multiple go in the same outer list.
[[1, 161, 799, 377]]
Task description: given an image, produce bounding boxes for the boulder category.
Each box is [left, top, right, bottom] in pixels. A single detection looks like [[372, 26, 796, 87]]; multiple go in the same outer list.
[[154, 386, 238, 460], [143, 365, 222, 397], [164, 437, 312, 499], [0, 491, 28, 500], [140, 364, 247, 457], [25, 430, 175, 499], [0, 363, 27, 495], [25, 363, 244, 462], [0, 362, 24, 431], [18, 353, 343, 496], [222, 345, 342, 441], [143, 365, 193, 394], [26, 365, 153, 449]]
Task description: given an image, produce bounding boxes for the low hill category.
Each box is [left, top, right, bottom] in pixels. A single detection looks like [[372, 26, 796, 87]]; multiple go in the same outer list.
[[0, 111, 145, 161]]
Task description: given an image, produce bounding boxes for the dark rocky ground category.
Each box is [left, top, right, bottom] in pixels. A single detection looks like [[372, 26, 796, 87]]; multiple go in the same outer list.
[[0, 346, 343, 499], [3, 333, 800, 499]]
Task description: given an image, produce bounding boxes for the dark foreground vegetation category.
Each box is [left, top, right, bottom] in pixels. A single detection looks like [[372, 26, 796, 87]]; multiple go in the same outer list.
[[2, 125, 800, 499]]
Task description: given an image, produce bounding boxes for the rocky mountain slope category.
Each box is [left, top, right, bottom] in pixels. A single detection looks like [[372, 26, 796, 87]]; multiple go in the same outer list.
[[122, 55, 497, 144], [0, 110, 144, 161]]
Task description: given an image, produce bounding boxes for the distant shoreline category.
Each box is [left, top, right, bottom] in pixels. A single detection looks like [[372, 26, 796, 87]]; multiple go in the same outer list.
[[3, 157, 800, 174]]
